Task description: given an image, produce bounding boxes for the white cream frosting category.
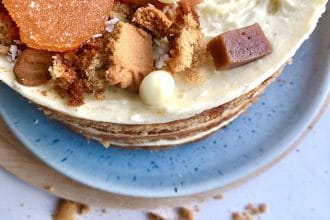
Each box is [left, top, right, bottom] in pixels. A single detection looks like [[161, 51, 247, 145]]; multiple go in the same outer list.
[[0, 0, 327, 124]]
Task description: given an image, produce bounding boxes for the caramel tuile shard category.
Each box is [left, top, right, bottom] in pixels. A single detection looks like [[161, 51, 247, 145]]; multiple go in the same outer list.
[[3, 0, 113, 52]]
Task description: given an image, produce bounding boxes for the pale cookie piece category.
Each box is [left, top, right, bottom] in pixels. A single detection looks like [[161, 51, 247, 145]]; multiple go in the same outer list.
[[106, 22, 153, 90]]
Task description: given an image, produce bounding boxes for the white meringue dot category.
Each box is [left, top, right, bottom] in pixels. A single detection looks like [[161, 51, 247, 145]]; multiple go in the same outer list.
[[139, 70, 175, 107]]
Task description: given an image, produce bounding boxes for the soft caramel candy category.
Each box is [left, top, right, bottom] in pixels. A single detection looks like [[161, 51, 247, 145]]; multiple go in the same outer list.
[[207, 23, 272, 71], [14, 48, 53, 86]]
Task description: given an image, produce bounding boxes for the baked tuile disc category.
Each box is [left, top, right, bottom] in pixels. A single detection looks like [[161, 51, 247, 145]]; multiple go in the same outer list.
[[2, 0, 113, 52]]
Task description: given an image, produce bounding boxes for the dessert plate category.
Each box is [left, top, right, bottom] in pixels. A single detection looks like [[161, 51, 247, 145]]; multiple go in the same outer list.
[[0, 11, 329, 198]]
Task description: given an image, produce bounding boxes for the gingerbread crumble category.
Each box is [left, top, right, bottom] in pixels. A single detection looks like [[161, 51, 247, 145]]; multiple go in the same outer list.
[[167, 2, 205, 73], [133, 5, 173, 38]]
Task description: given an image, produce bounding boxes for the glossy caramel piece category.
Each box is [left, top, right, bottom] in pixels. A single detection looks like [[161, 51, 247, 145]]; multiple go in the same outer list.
[[14, 48, 53, 86], [3, 0, 113, 52], [207, 23, 272, 71]]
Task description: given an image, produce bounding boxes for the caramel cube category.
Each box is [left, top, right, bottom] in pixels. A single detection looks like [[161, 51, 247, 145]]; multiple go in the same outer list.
[[207, 23, 272, 71]]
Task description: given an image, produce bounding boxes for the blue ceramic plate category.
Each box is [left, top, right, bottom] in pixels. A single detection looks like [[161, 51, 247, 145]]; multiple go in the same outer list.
[[0, 12, 329, 198]]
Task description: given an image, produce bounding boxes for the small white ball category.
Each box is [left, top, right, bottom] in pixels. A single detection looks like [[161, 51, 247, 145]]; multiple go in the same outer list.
[[139, 70, 175, 107]]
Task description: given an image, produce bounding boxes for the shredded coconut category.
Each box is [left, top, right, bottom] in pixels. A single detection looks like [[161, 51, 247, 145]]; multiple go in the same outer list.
[[105, 18, 120, 33], [173, 0, 178, 8], [162, 6, 170, 14], [153, 38, 170, 69], [162, 5, 175, 18], [147, 3, 156, 8], [8, 45, 20, 61], [93, 33, 103, 38]]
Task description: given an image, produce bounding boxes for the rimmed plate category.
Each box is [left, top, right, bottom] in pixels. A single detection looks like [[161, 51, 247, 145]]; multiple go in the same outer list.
[[0, 10, 329, 198]]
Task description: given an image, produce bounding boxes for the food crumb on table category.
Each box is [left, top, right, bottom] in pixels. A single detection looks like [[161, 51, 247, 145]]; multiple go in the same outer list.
[[193, 205, 200, 212], [147, 212, 166, 220], [52, 199, 90, 220], [44, 185, 54, 192], [177, 207, 194, 220], [231, 203, 267, 220], [213, 194, 224, 200]]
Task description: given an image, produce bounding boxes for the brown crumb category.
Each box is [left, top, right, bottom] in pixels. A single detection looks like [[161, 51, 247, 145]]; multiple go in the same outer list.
[[77, 204, 90, 215], [53, 199, 90, 220], [133, 6, 172, 38], [232, 212, 241, 220], [243, 212, 254, 220], [258, 203, 267, 213], [177, 207, 194, 220], [101, 139, 111, 148], [41, 90, 48, 96], [245, 203, 259, 215], [213, 194, 224, 200], [183, 71, 204, 84], [101, 208, 107, 213], [147, 212, 166, 220], [193, 205, 200, 212], [44, 185, 54, 192]]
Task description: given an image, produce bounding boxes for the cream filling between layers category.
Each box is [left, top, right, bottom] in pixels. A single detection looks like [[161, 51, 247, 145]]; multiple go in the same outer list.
[[0, 0, 327, 124], [67, 113, 241, 147]]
